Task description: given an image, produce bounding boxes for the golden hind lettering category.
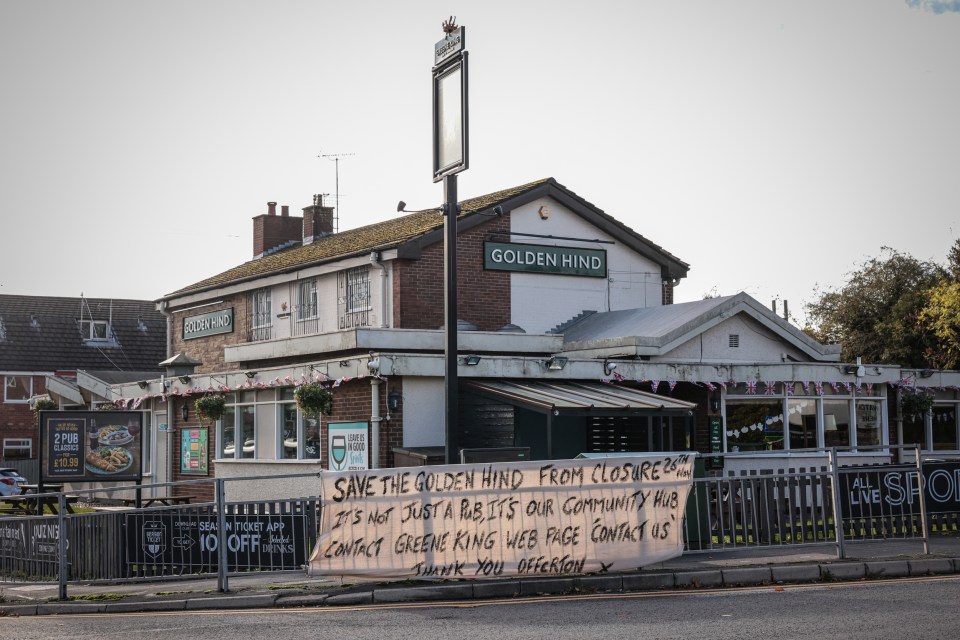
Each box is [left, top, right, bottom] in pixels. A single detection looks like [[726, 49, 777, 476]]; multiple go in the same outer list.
[[85, 446, 130, 472]]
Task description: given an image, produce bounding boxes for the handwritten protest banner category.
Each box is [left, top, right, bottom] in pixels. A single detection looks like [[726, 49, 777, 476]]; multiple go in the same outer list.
[[309, 453, 695, 579]]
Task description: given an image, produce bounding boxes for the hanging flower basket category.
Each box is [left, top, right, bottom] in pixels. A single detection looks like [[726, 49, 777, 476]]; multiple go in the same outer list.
[[195, 394, 227, 424], [901, 391, 934, 418], [295, 383, 333, 417]]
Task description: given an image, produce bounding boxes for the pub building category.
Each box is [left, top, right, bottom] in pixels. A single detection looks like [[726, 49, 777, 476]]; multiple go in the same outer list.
[[103, 179, 960, 502]]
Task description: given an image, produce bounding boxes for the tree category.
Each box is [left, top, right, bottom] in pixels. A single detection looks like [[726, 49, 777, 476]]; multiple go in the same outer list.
[[804, 247, 945, 367], [918, 240, 960, 368]]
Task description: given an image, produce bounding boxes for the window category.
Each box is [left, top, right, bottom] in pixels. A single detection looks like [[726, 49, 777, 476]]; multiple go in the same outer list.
[[728, 334, 739, 348], [218, 391, 258, 460], [4, 376, 31, 403], [337, 267, 371, 329], [726, 398, 785, 451], [822, 400, 851, 448], [80, 319, 110, 340], [932, 404, 959, 450], [251, 288, 272, 341], [855, 400, 882, 448], [788, 399, 817, 449], [279, 388, 321, 460], [296, 279, 318, 321]]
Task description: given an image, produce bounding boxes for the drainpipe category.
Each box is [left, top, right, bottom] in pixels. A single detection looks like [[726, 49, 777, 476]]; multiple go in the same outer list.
[[371, 251, 388, 328], [370, 377, 381, 468]]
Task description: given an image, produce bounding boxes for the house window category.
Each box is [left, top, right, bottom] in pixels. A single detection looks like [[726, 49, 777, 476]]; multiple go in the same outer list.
[[80, 320, 110, 341], [297, 279, 319, 321], [932, 404, 959, 450], [337, 267, 371, 329], [4, 376, 32, 403], [251, 288, 272, 341]]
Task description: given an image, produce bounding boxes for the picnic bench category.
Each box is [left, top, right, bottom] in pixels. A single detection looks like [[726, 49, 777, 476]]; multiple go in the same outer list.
[[0, 493, 79, 516], [120, 494, 197, 508]]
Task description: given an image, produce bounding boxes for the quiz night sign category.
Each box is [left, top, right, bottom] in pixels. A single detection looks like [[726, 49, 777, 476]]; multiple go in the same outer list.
[[309, 453, 696, 579]]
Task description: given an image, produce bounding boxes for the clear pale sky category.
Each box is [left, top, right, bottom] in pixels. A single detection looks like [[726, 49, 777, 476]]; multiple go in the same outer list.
[[2, 1, 958, 326]]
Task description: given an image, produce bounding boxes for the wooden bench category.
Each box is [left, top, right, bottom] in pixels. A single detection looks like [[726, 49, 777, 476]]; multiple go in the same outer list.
[[0, 494, 79, 515], [120, 494, 197, 508]]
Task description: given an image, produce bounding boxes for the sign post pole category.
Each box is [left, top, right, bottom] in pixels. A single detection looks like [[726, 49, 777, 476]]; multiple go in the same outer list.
[[432, 18, 469, 464]]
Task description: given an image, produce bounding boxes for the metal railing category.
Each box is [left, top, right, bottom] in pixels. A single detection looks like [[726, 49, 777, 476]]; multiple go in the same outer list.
[[3, 450, 959, 599]]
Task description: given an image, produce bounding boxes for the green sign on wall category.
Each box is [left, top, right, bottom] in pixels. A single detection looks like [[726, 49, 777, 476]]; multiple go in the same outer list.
[[484, 242, 607, 278], [183, 307, 234, 340]]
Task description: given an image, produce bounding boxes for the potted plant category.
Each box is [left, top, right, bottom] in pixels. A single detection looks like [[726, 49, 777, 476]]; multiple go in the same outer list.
[[195, 394, 227, 424], [901, 390, 934, 418], [295, 383, 333, 417]]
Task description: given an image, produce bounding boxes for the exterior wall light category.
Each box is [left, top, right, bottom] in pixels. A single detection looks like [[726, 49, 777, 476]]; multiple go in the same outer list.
[[464, 355, 481, 366], [388, 391, 402, 411], [178, 375, 191, 385], [244, 371, 257, 378], [603, 361, 617, 376], [181, 402, 189, 421], [544, 356, 568, 371]]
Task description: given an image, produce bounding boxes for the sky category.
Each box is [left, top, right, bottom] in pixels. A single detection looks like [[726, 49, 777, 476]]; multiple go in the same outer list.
[[2, 0, 958, 327]]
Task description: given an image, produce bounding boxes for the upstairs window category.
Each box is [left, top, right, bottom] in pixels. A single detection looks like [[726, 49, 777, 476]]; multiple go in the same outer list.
[[251, 288, 272, 341], [81, 319, 110, 341], [4, 376, 32, 403], [338, 267, 371, 329], [296, 279, 319, 321]]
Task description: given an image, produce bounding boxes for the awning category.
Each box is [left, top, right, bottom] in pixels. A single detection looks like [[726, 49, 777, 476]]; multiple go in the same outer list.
[[463, 380, 697, 414]]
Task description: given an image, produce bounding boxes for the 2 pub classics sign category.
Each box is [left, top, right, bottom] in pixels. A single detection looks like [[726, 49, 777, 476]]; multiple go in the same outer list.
[[310, 453, 695, 579]]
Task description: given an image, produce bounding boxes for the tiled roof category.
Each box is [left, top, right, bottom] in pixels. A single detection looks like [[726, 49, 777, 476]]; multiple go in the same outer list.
[[164, 178, 552, 299], [162, 177, 689, 299], [0, 295, 167, 372]]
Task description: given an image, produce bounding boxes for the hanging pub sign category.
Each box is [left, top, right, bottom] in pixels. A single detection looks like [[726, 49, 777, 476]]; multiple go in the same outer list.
[[432, 23, 468, 182], [183, 307, 234, 340], [484, 241, 608, 278], [40, 411, 143, 483]]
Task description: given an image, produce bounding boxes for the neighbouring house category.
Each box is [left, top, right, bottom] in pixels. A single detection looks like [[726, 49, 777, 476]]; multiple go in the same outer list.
[[0, 295, 166, 479], [103, 178, 959, 502]]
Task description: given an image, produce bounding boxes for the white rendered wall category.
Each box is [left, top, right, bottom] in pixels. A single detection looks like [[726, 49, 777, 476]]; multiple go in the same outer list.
[[509, 198, 664, 334], [401, 377, 444, 447], [666, 315, 806, 363]]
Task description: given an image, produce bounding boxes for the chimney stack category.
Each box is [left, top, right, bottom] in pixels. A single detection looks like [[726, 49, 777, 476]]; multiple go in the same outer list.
[[302, 194, 335, 245], [253, 201, 302, 258]]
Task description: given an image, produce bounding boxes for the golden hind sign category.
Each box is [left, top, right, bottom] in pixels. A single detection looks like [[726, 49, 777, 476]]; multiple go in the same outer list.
[[309, 453, 696, 579]]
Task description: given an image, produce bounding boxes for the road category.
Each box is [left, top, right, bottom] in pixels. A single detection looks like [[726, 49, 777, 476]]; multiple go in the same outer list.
[[6, 576, 960, 639]]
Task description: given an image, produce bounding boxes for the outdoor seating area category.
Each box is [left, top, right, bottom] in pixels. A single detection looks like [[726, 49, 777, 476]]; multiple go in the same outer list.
[[0, 492, 80, 516], [118, 494, 198, 508]]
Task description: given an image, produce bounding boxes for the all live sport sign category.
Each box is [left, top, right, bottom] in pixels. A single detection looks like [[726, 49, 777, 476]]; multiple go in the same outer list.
[[309, 453, 695, 579], [839, 461, 960, 519]]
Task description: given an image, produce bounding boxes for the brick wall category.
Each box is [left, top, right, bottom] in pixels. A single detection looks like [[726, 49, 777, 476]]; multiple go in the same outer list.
[[170, 296, 248, 374], [394, 213, 511, 330], [662, 281, 674, 305], [0, 375, 46, 458]]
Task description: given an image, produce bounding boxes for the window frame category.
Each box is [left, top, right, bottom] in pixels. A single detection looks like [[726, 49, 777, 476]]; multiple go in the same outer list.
[[3, 375, 32, 403]]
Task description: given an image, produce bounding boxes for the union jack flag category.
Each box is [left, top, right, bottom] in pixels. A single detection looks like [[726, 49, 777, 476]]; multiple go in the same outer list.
[[801, 381, 811, 395], [865, 383, 874, 394], [284, 376, 294, 384], [668, 380, 678, 392], [765, 381, 777, 395], [702, 382, 716, 391], [853, 382, 862, 394], [133, 397, 143, 410], [844, 382, 854, 393], [829, 382, 842, 394], [745, 381, 757, 394], [613, 371, 625, 382], [784, 382, 794, 396], [650, 380, 660, 393]]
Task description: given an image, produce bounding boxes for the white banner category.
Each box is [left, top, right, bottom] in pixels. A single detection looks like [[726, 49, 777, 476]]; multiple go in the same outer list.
[[309, 453, 696, 579]]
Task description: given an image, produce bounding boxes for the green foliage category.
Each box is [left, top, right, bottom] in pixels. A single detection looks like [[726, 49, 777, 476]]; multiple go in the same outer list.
[[918, 280, 960, 369], [295, 383, 333, 417], [805, 247, 945, 366], [31, 398, 57, 412], [901, 391, 934, 418], [194, 395, 226, 424]]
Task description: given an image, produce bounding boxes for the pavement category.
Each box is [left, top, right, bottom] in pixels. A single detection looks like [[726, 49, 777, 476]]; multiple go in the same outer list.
[[2, 537, 959, 616]]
